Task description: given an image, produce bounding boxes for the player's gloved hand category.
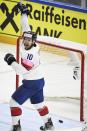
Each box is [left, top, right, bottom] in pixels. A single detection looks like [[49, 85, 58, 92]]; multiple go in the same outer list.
[[4, 53, 16, 65], [17, 3, 29, 15], [73, 66, 80, 80]]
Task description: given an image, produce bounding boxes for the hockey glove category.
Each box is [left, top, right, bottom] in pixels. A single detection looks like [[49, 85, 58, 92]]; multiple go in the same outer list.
[[73, 66, 80, 80], [4, 53, 16, 65], [17, 3, 30, 15]]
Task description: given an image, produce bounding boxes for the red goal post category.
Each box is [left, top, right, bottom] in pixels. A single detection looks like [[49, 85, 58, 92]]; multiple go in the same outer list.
[[16, 36, 85, 122]]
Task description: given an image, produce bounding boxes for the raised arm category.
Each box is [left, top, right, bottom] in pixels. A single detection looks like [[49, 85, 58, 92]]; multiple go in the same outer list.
[[17, 3, 31, 33]]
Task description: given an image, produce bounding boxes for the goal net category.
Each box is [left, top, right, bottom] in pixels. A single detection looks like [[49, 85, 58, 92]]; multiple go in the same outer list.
[[4, 36, 86, 122]]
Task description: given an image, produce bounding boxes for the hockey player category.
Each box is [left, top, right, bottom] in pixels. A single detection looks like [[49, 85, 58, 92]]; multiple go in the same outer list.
[[81, 83, 87, 131], [82, 121, 87, 131], [4, 3, 54, 131]]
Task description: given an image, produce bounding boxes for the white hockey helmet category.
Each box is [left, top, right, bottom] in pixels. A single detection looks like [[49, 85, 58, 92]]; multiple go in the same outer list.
[[23, 31, 37, 41]]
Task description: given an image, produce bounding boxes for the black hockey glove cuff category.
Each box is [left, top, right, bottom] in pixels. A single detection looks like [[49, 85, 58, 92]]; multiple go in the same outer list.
[[17, 3, 30, 15], [4, 53, 16, 65]]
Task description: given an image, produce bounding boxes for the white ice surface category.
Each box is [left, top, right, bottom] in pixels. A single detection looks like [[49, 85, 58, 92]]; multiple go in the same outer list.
[[0, 42, 85, 131], [0, 103, 82, 131]]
